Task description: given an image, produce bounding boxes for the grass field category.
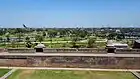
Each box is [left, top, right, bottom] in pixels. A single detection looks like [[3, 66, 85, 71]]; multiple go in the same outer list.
[[0, 69, 10, 77], [8, 70, 136, 79]]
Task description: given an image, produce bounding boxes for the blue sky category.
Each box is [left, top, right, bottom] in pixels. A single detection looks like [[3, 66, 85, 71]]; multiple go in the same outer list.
[[0, 0, 140, 28]]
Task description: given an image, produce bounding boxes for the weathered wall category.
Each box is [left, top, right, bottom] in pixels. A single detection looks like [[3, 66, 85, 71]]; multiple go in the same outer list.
[[7, 48, 107, 53], [0, 56, 140, 69], [116, 49, 140, 54], [6, 48, 140, 54], [0, 49, 6, 53], [7, 48, 35, 53]]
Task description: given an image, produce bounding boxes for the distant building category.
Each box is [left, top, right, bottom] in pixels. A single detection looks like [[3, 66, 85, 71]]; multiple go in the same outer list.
[[106, 40, 128, 53], [106, 40, 116, 53], [106, 40, 128, 49], [116, 29, 121, 33], [133, 39, 140, 49], [35, 43, 46, 52]]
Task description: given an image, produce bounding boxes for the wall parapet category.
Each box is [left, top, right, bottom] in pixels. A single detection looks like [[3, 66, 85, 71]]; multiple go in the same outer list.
[[5, 48, 140, 54]]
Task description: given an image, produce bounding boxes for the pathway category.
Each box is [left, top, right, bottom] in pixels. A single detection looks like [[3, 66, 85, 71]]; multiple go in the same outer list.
[[131, 71, 140, 79], [0, 69, 17, 79]]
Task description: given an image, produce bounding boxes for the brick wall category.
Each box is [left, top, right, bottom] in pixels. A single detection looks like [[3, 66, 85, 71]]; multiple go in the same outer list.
[[6, 48, 140, 54], [116, 49, 140, 54], [0, 56, 140, 69]]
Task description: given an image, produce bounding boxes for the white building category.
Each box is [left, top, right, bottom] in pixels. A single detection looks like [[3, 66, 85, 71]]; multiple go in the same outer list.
[[107, 40, 128, 49]]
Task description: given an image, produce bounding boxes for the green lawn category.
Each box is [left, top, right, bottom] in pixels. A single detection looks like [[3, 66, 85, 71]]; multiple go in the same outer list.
[[45, 37, 71, 41], [0, 69, 10, 77], [8, 70, 136, 79]]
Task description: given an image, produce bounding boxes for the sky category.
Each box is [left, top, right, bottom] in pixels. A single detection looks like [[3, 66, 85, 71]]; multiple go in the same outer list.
[[0, 0, 140, 28]]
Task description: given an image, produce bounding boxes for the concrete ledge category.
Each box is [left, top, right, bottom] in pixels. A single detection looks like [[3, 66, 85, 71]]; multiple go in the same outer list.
[[5, 48, 140, 54], [1, 67, 140, 72], [0, 53, 140, 57], [131, 71, 140, 79]]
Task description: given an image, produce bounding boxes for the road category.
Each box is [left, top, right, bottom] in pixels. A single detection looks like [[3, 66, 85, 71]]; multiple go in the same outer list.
[[0, 53, 140, 57]]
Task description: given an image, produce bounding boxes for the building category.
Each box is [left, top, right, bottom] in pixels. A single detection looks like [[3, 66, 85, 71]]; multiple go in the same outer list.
[[106, 40, 128, 49], [106, 40, 128, 53], [35, 43, 46, 52], [133, 39, 140, 49]]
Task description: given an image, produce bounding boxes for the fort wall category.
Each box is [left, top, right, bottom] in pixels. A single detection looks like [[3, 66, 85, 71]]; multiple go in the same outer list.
[[6, 48, 140, 54], [0, 55, 140, 69]]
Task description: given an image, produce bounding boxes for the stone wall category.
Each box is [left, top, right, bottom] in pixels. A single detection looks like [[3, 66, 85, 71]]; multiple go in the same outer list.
[[6, 48, 140, 54], [0, 49, 6, 53], [7, 48, 35, 53], [0, 55, 140, 69], [116, 49, 140, 54], [7, 48, 107, 54]]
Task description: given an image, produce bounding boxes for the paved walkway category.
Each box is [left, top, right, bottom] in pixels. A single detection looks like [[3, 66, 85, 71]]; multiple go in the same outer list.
[[0, 69, 17, 79], [131, 71, 140, 79], [0, 67, 140, 72]]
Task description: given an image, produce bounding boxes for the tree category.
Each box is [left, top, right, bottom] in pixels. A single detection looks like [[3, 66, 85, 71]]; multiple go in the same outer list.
[[25, 36, 32, 48], [78, 30, 88, 38], [87, 37, 96, 48], [107, 33, 117, 40], [116, 34, 125, 40], [47, 29, 58, 47], [15, 28, 24, 33], [0, 37, 2, 43], [5, 33, 10, 42], [47, 29, 58, 38], [0, 28, 6, 36], [25, 36, 30, 41], [35, 35, 39, 42], [42, 31, 46, 37], [25, 41, 32, 48], [71, 36, 80, 48], [35, 35, 44, 43], [16, 33, 23, 42], [11, 40, 16, 48], [38, 35, 44, 43]]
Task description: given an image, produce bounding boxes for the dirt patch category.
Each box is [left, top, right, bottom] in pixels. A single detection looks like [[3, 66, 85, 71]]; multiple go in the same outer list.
[[18, 70, 35, 79]]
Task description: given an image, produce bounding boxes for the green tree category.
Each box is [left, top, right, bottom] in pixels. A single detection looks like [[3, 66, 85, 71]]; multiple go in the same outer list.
[[87, 37, 96, 48], [16, 33, 23, 42], [5, 33, 10, 42], [38, 35, 43, 43], [25, 36, 30, 41], [78, 30, 88, 38], [47, 29, 58, 47], [25, 36, 32, 48], [107, 33, 117, 40], [42, 31, 46, 37], [11, 40, 16, 48], [0, 37, 2, 43], [35, 35, 44, 43], [25, 41, 32, 48], [116, 34, 125, 40], [71, 36, 80, 48], [47, 29, 58, 38]]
